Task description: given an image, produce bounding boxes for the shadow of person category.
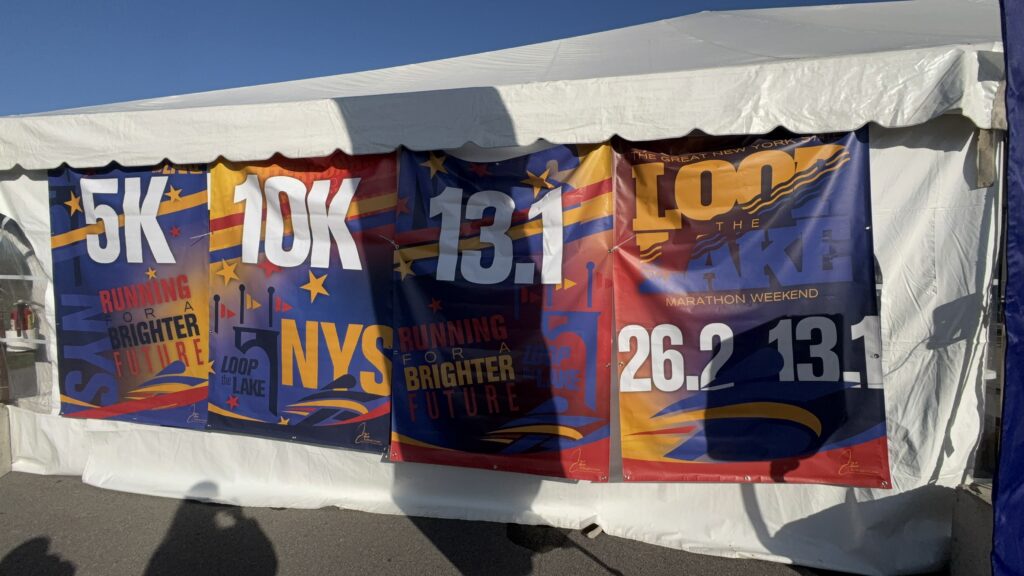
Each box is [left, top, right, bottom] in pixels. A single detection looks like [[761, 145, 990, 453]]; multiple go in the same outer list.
[[925, 292, 990, 483], [337, 85, 614, 575], [388, 250, 552, 575], [506, 524, 624, 576], [391, 507, 538, 575], [0, 537, 74, 576], [928, 293, 985, 351], [144, 482, 277, 576], [383, 136, 597, 573], [698, 314, 856, 483], [386, 482, 623, 576]]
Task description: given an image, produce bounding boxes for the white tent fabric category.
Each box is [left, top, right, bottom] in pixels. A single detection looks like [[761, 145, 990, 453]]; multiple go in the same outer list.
[[0, 1, 1006, 573], [0, 0, 1005, 170], [0, 116, 1002, 575]]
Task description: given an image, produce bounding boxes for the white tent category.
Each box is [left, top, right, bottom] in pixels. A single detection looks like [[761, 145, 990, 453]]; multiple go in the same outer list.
[[0, 0, 1007, 573], [0, 0, 1004, 167]]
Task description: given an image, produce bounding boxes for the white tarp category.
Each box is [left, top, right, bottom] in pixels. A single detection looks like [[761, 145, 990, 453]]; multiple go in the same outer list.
[[1, 116, 1001, 575], [0, 0, 1005, 170]]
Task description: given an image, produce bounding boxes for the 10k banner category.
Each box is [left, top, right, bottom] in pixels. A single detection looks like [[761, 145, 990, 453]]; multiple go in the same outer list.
[[51, 164, 210, 427], [206, 154, 395, 452], [614, 131, 891, 487], [388, 145, 614, 481]]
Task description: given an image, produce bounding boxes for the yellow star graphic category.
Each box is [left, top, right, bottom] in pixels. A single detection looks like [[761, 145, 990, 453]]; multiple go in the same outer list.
[[215, 260, 239, 285], [145, 267, 157, 280], [300, 271, 329, 303], [165, 185, 183, 202], [395, 254, 415, 280], [64, 192, 82, 216], [521, 168, 555, 198], [278, 416, 290, 425], [420, 152, 448, 178]]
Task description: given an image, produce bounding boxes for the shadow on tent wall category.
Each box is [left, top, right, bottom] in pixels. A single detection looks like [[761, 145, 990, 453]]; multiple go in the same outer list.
[[737, 119, 1004, 574]]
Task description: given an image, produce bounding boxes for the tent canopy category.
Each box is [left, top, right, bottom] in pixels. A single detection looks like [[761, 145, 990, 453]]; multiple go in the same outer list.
[[0, 0, 1004, 170]]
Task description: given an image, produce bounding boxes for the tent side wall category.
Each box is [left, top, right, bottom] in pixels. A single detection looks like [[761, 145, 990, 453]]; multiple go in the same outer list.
[[0, 115, 1000, 576]]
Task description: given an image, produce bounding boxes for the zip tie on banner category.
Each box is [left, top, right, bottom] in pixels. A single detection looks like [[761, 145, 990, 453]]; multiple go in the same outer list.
[[608, 234, 635, 254], [190, 232, 212, 247], [376, 233, 400, 249]]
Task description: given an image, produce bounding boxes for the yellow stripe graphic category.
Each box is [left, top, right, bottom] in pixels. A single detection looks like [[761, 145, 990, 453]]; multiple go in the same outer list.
[[638, 402, 822, 437], [391, 432, 456, 451], [208, 403, 265, 423], [52, 191, 208, 249], [395, 191, 612, 265], [287, 399, 369, 414], [60, 395, 97, 409], [621, 402, 823, 464], [210, 192, 398, 252], [126, 383, 196, 396], [491, 425, 584, 440], [744, 153, 851, 214]]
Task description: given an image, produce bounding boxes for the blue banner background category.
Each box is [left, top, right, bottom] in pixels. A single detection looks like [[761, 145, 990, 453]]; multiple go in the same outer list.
[[50, 165, 210, 428]]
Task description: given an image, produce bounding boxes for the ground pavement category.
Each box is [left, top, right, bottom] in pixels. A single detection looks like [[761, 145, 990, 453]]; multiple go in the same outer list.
[[0, 472, 872, 575]]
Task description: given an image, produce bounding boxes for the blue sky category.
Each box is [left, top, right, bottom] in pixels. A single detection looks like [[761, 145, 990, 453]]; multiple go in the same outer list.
[[0, 0, 873, 116]]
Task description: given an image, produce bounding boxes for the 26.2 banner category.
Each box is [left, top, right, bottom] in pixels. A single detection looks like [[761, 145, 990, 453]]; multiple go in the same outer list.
[[613, 131, 890, 487]]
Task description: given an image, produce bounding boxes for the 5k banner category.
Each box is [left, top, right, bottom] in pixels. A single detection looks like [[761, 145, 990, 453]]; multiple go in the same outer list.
[[389, 145, 614, 481], [614, 132, 891, 487], [50, 164, 210, 428], [206, 154, 394, 452]]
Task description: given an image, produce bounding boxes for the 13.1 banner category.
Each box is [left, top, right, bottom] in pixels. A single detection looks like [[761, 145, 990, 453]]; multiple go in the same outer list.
[[389, 145, 614, 481]]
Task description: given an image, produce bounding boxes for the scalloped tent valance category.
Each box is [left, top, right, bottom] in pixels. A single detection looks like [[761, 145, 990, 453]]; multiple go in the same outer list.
[[0, 0, 1006, 171]]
